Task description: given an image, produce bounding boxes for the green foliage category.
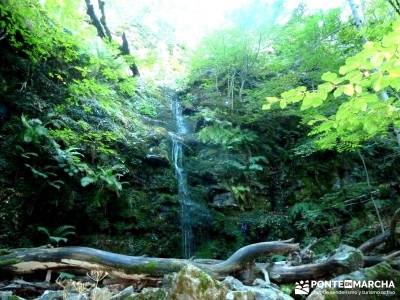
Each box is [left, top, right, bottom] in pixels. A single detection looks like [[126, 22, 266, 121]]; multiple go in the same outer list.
[[81, 165, 125, 194], [0, 0, 179, 256], [37, 225, 76, 246], [2, 0, 400, 262], [0, 0, 80, 63], [21, 115, 48, 144], [263, 20, 400, 150], [198, 125, 256, 149]]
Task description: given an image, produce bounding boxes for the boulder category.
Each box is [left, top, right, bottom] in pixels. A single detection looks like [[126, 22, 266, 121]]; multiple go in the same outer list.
[[165, 265, 293, 300], [144, 154, 170, 167], [169, 265, 228, 300], [91, 288, 113, 300], [223, 277, 294, 300], [37, 290, 88, 300], [212, 192, 237, 208], [130, 288, 168, 300], [0, 291, 25, 300], [110, 286, 134, 300], [328, 244, 364, 273]]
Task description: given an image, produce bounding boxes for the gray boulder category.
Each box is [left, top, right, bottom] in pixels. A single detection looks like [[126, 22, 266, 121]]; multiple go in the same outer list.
[[223, 276, 294, 300], [0, 291, 25, 300], [212, 193, 237, 208], [110, 286, 134, 300]]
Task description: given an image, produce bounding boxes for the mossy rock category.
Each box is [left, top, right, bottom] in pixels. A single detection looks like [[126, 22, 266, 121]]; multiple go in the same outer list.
[[169, 265, 228, 300], [329, 244, 364, 273]]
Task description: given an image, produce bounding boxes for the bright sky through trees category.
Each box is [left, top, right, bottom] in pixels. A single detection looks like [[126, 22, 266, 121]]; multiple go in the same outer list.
[[106, 0, 346, 48]]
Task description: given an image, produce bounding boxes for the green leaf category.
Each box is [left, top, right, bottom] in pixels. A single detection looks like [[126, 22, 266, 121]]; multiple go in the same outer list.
[[35, 126, 48, 136], [37, 226, 50, 237], [345, 70, 363, 84], [333, 86, 344, 98], [301, 93, 323, 110], [50, 236, 68, 245], [281, 86, 305, 103], [262, 103, 272, 110], [371, 53, 384, 67], [318, 82, 334, 94], [343, 84, 354, 96], [307, 115, 328, 125], [321, 72, 338, 83], [81, 176, 96, 187], [373, 75, 383, 92], [262, 97, 279, 110], [25, 164, 48, 178], [53, 225, 76, 236], [21, 114, 31, 129], [23, 132, 33, 143]]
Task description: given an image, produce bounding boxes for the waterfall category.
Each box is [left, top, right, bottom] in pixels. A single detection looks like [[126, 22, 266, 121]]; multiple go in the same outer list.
[[171, 93, 193, 258]]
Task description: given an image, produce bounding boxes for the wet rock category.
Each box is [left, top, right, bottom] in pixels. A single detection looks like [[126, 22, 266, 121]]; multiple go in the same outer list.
[[169, 265, 228, 300], [0, 291, 25, 300], [91, 287, 113, 299], [307, 262, 400, 300], [223, 276, 293, 300], [130, 288, 168, 300], [37, 290, 87, 300], [110, 286, 134, 300], [144, 154, 170, 167], [36, 290, 64, 300], [212, 192, 237, 208], [328, 244, 363, 273], [226, 290, 255, 300]]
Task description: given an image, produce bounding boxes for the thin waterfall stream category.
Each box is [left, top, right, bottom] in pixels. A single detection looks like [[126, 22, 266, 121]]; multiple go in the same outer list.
[[171, 93, 193, 258]]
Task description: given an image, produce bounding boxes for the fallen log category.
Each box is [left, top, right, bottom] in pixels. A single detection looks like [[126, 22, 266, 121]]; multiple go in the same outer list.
[[267, 244, 364, 283], [358, 231, 390, 253], [358, 207, 400, 253], [0, 240, 298, 279], [0, 242, 369, 284], [363, 250, 400, 267]]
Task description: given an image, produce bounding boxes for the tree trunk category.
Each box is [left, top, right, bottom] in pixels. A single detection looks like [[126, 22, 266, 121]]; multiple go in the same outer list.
[[347, 0, 364, 29], [84, 0, 140, 77], [84, 0, 107, 39], [388, 0, 400, 16], [0, 241, 298, 279], [268, 244, 364, 283], [358, 207, 400, 253], [1, 241, 382, 285]]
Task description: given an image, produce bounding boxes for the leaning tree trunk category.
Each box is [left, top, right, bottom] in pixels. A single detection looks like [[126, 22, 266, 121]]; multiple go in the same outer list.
[[84, 0, 140, 77]]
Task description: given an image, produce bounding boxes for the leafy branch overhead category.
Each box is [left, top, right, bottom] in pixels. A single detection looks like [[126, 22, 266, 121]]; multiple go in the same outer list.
[[263, 21, 400, 150]]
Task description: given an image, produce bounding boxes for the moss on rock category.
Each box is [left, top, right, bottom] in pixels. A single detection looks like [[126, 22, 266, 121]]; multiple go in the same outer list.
[[169, 265, 228, 300]]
